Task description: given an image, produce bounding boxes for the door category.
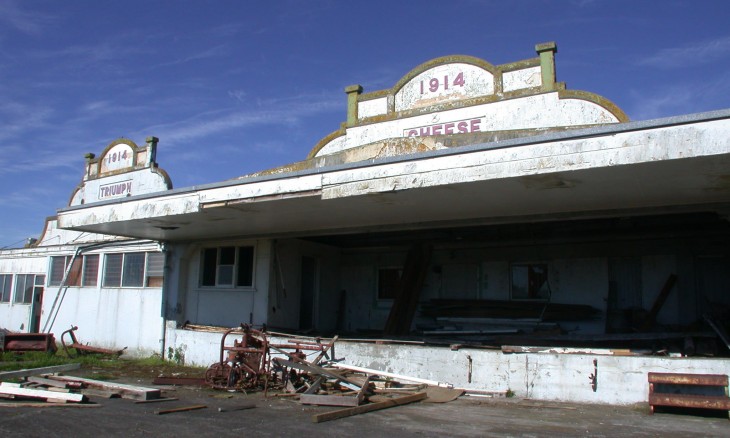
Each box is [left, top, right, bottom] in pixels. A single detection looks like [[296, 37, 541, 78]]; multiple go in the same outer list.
[[29, 275, 45, 333]]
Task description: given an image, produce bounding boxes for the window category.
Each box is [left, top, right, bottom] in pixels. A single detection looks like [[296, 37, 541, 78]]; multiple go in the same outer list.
[[13, 274, 43, 304], [200, 246, 255, 287], [0, 274, 12, 303], [510, 263, 550, 300], [103, 252, 164, 288], [377, 268, 401, 300], [49, 255, 99, 287]]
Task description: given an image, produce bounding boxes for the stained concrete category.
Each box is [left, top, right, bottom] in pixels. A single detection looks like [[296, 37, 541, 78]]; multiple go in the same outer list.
[[0, 384, 727, 437]]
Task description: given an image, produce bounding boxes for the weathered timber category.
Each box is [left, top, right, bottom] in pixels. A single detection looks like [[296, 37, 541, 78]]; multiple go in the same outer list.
[[271, 355, 362, 391], [45, 375, 160, 400], [331, 363, 453, 388], [0, 401, 101, 408], [648, 372, 730, 416], [0, 363, 81, 380], [155, 404, 207, 415], [311, 392, 427, 423], [217, 404, 255, 412], [0, 385, 86, 403], [300, 393, 362, 407], [134, 397, 179, 404]]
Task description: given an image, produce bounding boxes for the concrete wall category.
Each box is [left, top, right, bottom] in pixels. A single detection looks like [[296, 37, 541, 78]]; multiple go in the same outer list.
[[165, 329, 730, 405]]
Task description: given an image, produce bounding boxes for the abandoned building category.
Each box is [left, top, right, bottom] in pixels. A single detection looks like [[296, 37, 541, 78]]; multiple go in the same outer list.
[[1, 42, 729, 405]]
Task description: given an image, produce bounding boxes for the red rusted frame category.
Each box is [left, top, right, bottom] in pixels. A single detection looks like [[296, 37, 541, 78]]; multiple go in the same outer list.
[[60, 326, 124, 358], [648, 372, 730, 416], [1, 332, 57, 353]]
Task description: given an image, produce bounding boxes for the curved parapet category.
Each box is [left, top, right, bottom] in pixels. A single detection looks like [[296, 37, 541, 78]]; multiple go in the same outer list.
[[309, 42, 627, 163]]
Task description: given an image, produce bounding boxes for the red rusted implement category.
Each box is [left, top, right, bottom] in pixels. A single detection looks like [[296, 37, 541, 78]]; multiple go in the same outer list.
[[648, 372, 730, 417], [205, 325, 270, 390], [61, 325, 125, 358], [1, 331, 57, 353]]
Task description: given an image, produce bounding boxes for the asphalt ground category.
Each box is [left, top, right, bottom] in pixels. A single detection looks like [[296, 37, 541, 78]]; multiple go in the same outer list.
[[1, 381, 729, 438]]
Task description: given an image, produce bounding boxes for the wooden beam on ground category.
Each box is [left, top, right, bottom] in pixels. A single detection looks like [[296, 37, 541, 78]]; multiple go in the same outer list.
[[155, 404, 207, 415], [45, 375, 160, 400], [311, 392, 427, 423], [300, 393, 361, 407], [0, 401, 101, 408], [134, 397, 179, 404], [0, 384, 86, 403], [0, 363, 81, 381]]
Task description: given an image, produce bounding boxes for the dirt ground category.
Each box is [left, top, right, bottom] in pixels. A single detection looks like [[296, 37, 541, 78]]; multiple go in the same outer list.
[[1, 372, 729, 438]]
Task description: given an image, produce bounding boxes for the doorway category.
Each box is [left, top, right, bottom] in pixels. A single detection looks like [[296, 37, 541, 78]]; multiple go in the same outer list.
[[299, 256, 319, 331]]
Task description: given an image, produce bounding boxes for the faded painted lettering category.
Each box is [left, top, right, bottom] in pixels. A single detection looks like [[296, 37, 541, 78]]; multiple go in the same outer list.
[[99, 181, 133, 199], [404, 117, 483, 137]]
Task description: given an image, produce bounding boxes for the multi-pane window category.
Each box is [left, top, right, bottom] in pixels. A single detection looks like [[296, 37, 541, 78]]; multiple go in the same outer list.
[[49, 255, 99, 287], [13, 274, 44, 304], [102, 252, 164, 288], [510, 263, 550, 300], [0, 274, 12, 302], [200, 246, 254, 287], [377, 268, 401, 300]]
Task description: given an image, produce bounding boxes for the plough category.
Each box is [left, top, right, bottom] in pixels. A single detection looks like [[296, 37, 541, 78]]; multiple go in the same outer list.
[[203, 324, 337, 392], [61, 325, 126, 358]]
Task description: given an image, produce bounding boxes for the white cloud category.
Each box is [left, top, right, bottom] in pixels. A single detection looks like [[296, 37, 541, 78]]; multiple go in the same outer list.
[[0, 0, 56, 36], [637, 36, 730, 69]]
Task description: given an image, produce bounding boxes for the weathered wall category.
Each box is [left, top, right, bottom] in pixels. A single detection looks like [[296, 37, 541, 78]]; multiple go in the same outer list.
[[179, 239, 271, 328], [0, 254, 46, 332], [164, 330, 730, 405]]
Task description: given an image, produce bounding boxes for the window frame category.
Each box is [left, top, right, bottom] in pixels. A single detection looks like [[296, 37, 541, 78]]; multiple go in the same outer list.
[[510, 262, 550, 301], [102, 251, 165, 288], [376, 267, 402, 301], [199, 245, 255, 289], [49, 254, 100, 287], [13, 274, 43, 304], [0, 274, 12, 303]]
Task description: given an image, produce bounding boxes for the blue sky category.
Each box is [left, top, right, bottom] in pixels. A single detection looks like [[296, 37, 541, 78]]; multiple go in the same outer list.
[[1, 0, 730, 248]]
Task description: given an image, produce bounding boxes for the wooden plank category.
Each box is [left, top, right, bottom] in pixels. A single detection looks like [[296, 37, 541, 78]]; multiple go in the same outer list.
[[45, 375, 160, 400], [300, 394, 361, 407], [26, 376, 72, 388], [312, 392, 427, 423], [0, 401, 101, 408], [217, 404, 255, 412], [648, 372, 728, 386], [0, 363, 81, 380], [331, 363, 453, 388], [155, 404, 207, 415], [0, 385, 86, 403], [649, 393, 730, 410], [81, 388, 121, 399], [134, 397, 179, 404]]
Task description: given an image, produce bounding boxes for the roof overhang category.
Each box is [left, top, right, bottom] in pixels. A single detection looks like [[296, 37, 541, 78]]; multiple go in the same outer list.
[[56, 110, 730, 243]]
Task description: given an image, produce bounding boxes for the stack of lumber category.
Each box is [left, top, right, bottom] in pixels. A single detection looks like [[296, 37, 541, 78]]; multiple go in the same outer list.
[[0, 363, 161, 407]]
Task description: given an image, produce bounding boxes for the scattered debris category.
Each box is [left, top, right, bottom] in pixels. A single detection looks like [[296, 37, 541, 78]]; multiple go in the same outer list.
[[134, 397, 179, 404], [45, 375, 161, 401], [217, 404, 256, 412], [0, 363, 81, 381]]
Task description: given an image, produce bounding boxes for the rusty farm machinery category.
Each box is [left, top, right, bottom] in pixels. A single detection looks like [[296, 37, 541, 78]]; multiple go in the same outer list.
[[204, 324, 338, 392]]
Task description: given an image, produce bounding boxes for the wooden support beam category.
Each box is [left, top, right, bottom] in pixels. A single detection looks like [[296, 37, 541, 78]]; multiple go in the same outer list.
[[0, 363, 81, 380], [311, 392, 427, 423], [271, 356, 361, 391]]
